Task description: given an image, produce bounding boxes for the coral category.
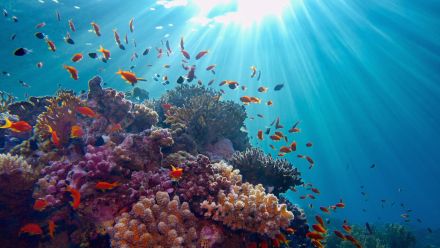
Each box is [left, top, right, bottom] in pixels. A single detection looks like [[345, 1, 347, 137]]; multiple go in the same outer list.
[[125, 87, 149, 103], [278, 195, 310, 247], [125, 103, 159, 133], [162, 150, 196, 168], [7, 96, 53, 125], [0, 91, 15, 113], [108, 191, 199, 248], [114, 128, 173, 171], [87, 76, 132, 124], [201, 181, 294, 237], [35, 90, 81, 147], [0, 154, 36, 219], [126, 170, 175, 200], [152, 85, 249, 153], [205, 138, 235, 161], [229, 148, 303, 195]]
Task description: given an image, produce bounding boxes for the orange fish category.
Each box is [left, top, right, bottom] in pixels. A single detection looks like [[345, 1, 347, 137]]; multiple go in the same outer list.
[[311, 240, 323, 248], [19, 223, 43, 236], [311, 188, 320, 194], [258, 86, 268, 92], [108, 123, 122, 133], [342, 224, 352, 233], [91, 22, 101, 36], [275, 233, 289, 245], [70, 125, 84, 138], [45, 38, 56, 51], [306, 156, 314, 169], [306, 142, 313, 147], [116, 70, 146, 86], [320, 206, 330, 213], [288, 121, 301, 133], [195, 50, 208, 60], [48, 220, 56, 239], [66, 186, 80, 209], [336, 202, 345, 208], [33, 198, 48, 211], [129, 18, 134, 32], [334, 230, 346, 240], [0, 118, 32, 132], [315, 215, 325, 227], [76, 106, 97, 118], [269, 144, 275, 150], [274, 131, 284, 137], [279, 146, 292, 153], [312, 224, 327, 234], [71, 53, 83, 62], [96, 181, 120, 191], [306, 232, 324, 240], [267, 100, 273, 106], [98, 45, 110, 60], [240, 96, 252, 104], [290, 141, 297, 151], [63, 65, 79, 80], [270, 135, 282, 141], [250, 96, 261, 103], [257, 130, 263, 140], [170, 165, 183, 180], [286, 228, 296, 234], [47, 125, 60, 147]]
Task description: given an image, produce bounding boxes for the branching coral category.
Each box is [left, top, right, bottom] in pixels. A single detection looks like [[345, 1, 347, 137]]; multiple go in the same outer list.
[[114, 128, 173, 171], [108, 191, 199, 248], [0, 91, 15, 113], [35, 90, 81, 147], [229, 148, 303, 195], [201, 181, 294, 237], [125, 103, 158, 133], [7, 96, 53, 125]]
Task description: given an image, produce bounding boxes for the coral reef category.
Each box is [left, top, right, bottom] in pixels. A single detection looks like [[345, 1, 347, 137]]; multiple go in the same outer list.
[[7, 96, 53, 125], [108, 191, 199, 248], [201, 182, 294, 237], [229, 148, 303, 195], [125, 103, 158, 133], [0, 91, 15, 113]]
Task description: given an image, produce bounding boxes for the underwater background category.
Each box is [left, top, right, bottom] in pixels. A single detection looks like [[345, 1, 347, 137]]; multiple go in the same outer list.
[[0, 0, 439, 247]]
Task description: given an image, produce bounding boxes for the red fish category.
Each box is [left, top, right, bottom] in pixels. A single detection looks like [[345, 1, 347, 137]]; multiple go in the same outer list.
[[306, 232, 324, 240], [35, 22, 46, 29], [47, 125, 60, 147], [279, 146, 292, 153], [63, 65, 78, 80], [290, 141, 297, 151], [312, 224, 327, 234], [206, 64, 216, 71], [311, 188, 320, 194], [320, 206, 330, 213], [195, 50, 208, 60], [257, 130, 263, 140], [267, 100, 273, 106], [46, 38, 56, 51], [162, 103, 172, 111], [70, 125, 84, 138], [306, 142, 313, 147], [33, 198, 48, 211], [181, 50, 190, 60], [68, 19, 76, 32], [258, 86, 268, 92], [342, 224, 352, 233], [311, 240, 323, 248], [48, 220, 56, 239], [270, 135, 282, 141], [288, 121, 301, 133], [19, 223, 43, 236], [76, 106, 97, 118], [129, 18, 134, 32], [71, 53, 83, 62], [334, 230, 346, 240], [66, 186, 80, 209], [187, 65, 196, 82], [170, 165, 183, 180], [113, 29, 121, 45], [315, 215, 325, 227], [91, 22, 101, 36], [96, 181, 120, 191], [0, 118, 32, 132]]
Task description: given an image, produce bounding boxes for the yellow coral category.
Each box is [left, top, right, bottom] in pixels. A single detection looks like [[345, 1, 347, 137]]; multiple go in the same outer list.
[[109, 191, 199, 248], [35, 91, 81, 147]]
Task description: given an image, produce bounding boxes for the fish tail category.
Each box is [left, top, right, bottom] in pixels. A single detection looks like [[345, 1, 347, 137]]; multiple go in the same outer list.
[[0, 118, 11, 129], [136, 77, 146, 81]]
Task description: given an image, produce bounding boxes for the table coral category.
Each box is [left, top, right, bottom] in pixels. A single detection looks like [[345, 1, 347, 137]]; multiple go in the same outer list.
[[229, 148, 303, 195], [108, 191, 199, 248]]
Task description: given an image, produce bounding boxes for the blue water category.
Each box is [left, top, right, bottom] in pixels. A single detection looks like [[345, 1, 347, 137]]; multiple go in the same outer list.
[[1, 0, 439, 236]]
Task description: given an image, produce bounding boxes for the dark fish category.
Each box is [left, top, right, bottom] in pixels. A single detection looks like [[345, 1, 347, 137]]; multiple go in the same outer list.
[[95, 136, 105, 146], [257, 70, 261, 81], [14, 47, 32, 56], [2, 71, 11, 76], [88, 52, 98, 59], [274, 83, 284, 91], [56, 10, 61, 21], [65, 37, 74, 44], [417, 218, 422, 223], [118, 44, 125, 50], [275, 117, 283, 129], [265, 127, 271, 135], [129, 65, 135, 70], [142, 48, 150, 56], [35, 32, 46, 39], [19, 80, 30, 88], [208, 79, 214, 86], [101, 58, 107, 63], [270, 118, 276, 126], [10, 33, 16, 40], [12, 16, 18, 22], [365, 222, 373, 235], [427, 228, 432, 233], [228, 83, 237, 89], [370, 164, 375, 168], [176, 76, 184, 84], [166, 40, 171, 53], [3, 9, 8, 17]]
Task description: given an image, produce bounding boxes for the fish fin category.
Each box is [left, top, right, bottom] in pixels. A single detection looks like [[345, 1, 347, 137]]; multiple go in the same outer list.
[[0, 118, 11, 129], [136, 78, 147, 82]]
